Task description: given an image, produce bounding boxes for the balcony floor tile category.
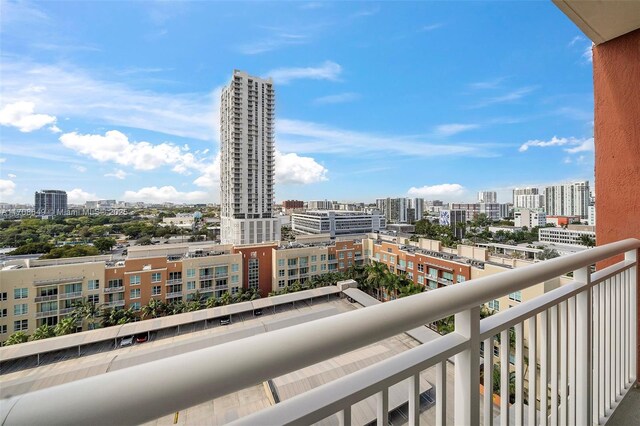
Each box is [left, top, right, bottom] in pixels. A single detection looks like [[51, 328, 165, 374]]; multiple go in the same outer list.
[[608, 386, 640, 425]]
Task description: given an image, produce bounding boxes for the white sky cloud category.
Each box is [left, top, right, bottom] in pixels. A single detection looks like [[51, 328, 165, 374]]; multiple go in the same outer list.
[[275, 152, 328, 184], [313, 92, 360, 105], [268, 61, 342, 84], [407, 183, 465, 198], [73, 165, 87, 173], [1, 60, 219, 140], [519, 136, 593, 153], [0, 101, 56, 132], [105, 169, 128, 180], [0, 179, 16, 196], [123, 186, 209, 203], [59, 130, 207, 174], [67, 188, 97, 204], [433, 123, 480, 137], [470, 86, 537, 108], [8, 173, 17, 178]]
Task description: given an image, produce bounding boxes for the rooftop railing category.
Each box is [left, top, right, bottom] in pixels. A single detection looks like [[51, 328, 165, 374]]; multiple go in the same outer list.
[[0, 239, 637, 426]]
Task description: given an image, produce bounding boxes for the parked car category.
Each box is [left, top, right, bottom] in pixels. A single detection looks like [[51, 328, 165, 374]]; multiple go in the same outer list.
[[120, 336, 134, 347], [219, 316, 231, 325], [135, 333, 148, 343], [253, 309, 262, 316]]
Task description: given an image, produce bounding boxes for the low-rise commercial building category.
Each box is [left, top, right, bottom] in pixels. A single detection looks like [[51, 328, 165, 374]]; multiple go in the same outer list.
[[291, 211, 385, 237], [538, 227, 596, 246], [514, 208, 546, 228]]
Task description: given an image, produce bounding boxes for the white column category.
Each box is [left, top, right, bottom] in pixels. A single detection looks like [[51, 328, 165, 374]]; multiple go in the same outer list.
[[454, 307, 481, 426]]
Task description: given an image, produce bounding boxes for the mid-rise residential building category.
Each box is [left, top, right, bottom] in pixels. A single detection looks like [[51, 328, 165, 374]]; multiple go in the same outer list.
[[291, 211, 385, 237], [440, 209, 466, 239], [544, 181, 590, 218], [513, 187, 545, 210], [308, 200, 337, 210], [477, 191, 497, 204], [282, 200, 304, 210], [220, 70, 279, 245], [377, 197, 410, 223], [410, 198, 424, 221], [538, 227, 596, 246], [450, 203, 503, 221], [546, 215, 582, 226], [588, 204, 596, 226], [34, 190, 67, 215], [514, 208, 546, 228]]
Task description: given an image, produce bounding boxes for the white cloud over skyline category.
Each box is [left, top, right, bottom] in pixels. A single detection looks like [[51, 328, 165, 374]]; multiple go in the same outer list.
[[267, 61, 342, 84], [407, 183, 466, 199], [0, 101, 57, 132]]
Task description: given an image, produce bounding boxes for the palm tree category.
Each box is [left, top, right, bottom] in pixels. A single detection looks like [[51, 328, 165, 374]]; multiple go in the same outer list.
[[205, 296, 218, 309], [4, 331, 29, 346], [54, 317, 77, 336], [71, 300, 102, 329], [382, 272, 400, 300], [219, 291, 232, 306], [141, 299, 167, 319], [364, 261, 388, 298], [29, 324, 56, 341]]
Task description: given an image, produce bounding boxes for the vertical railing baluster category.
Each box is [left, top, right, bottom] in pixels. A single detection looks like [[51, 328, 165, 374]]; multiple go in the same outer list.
[[377, 389, 389, 426], [409, 372, 420, 426], [615, 273, 621, 399], [436, 362, 446, 426], [500, 329, 509, 426], [599, 281, 605, 420], [559, 301, 568, 426], [574, 266, 592, 426], [484, 337, 494, 426], [568, 296, 576, 425], [528, 316, 537, 426], [540, 310, 548, 426], [592, 285, 599, 423], [626, 249, 637, 385], [550, 306, 558, 426], [605, 277, 612, 413], [338, 406, 351, 426], [515, 323, 524, 426], [623, 269, 629, 388], [454, 307, 480, 426]]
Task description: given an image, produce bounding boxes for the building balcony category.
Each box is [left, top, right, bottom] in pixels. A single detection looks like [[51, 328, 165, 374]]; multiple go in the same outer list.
[[199, 274, 213, 280], [166, 291, 183, 299], [103, 300, 125, 309], [58, 307, 76, 315], [166, 279, 183, 285], [58, 291, 83, 300], [35, 310, 58, 319], [5, 238, 636, 425], [34, 294, 58, 303], [103, 286, 124, 293]]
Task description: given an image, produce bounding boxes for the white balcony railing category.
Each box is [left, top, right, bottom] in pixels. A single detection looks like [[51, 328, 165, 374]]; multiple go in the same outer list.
[[0, 239, 637, 425]]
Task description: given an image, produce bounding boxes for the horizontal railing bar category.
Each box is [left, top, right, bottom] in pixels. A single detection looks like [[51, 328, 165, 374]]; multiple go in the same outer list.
[[1, 239, 638, 426], [229, 333, 468, 426], [590, 260, 635, 287]]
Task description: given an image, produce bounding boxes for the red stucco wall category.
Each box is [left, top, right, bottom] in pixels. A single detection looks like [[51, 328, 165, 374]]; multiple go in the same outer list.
[[593, 28, 640, 380]]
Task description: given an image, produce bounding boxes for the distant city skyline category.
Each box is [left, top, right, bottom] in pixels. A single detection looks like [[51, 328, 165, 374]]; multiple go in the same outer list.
[[1, 2, 594, 205]]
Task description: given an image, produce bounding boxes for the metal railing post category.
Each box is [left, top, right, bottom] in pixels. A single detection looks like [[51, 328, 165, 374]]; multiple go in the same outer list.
[[574, 266, 592, 426], [625, 249, 638, 384], [455, 306, 480, 426]]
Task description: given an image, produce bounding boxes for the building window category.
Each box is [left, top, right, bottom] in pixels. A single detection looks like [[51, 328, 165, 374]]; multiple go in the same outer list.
[[130, 275, 141, 285], [186, 268, 196, 278], [417, 275, 424, 285], [509, 291, 522, 302], [232, 263, 239, 273], [215, 266, 229, 278], [417, 264, 424, 273], [288, 258, 297, 267], [407, 272, 413, 280], [0, 325, 6, 334], [399, 259, 406, 268], [278, 280, 286, 288], [320, 254, 327, 261], [382, 254, 388, 262], [88, 279, 100, 290], [278, 269, 285, 277], [457, 275, 466, 283], [231, 275, 239, 284], [311, 265, 317, 273], [375, 253, 381, 260], [151, 272, 162, 283], [339, 253, 345, 260], [390, 256, 395, 265], [14, 319, 28, 332], [428, 267, 438, 278], [130, 289, 141, 299], [0, 292, 6, 301], [321, 264, 327, 271], [311, 255, 317, 262], [152, 286, 162, 296], [488, 300, 500, 311], [131, 302, 141, 311], [187, 281, 196, 290], [1, 308, 7, 317], [339, 262, 344, 269], [108, 279, 123, 288], [347, 252, 353, 258], [248, 259, 259, 290], [407, 261, 414, 269], [14, 288, 28, 299], [13, 304, 28, 316], [442, 272, 454, 283], [428, 280, 437, 290]]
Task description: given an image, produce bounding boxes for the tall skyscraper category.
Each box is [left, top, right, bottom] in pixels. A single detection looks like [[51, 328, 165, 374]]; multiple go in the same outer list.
[[220, 70, 280, 245], [411, 198, 424, 221], [35, 190, 67, 215], [544, 181, 590, 219], [477, 191, 497, 203]]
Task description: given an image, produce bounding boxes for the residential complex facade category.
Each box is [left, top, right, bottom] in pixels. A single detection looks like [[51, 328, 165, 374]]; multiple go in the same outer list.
[[34, 190, 68, 215], [477, 191, 497, 204], [291, 211, 386, 237], [544, 181, 590, 219], [513, 187, 545, 210], [514, 208, 547, 228], [538, 227, 596, 246], [220, 70, 279, 245]]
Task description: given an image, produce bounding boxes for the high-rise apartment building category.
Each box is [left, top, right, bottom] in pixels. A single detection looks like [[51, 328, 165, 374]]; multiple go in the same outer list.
[[34, 190, 67, 215], [477, 191, 497, 203], [544, 181, 590, 219], [410, 198, 424, 221], [220, 70, 280, 245], [513, 187, 545, 210]]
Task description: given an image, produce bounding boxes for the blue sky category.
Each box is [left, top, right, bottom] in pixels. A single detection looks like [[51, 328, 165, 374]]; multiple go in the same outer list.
[[0, 1, 594, 205]]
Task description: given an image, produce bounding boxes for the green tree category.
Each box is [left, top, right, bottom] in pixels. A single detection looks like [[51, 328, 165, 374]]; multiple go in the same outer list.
[[93, 237, 117, 252], [54, 317, 78, 336], [8, 242, 53, 255], [4, 331, 29, 346], [141, 299, 168, 319], [579, 234, 596, 248], [29, 324, 56, 341]]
